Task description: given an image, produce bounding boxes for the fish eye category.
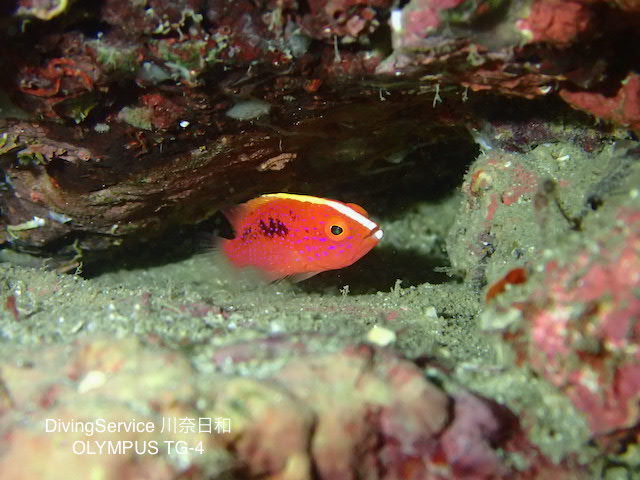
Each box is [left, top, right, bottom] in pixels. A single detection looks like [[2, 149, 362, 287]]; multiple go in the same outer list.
[[325, 217, 350, 240]]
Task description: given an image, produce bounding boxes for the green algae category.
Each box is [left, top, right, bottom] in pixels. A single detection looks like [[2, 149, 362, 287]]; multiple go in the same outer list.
[[117, 105, 154, 130], [91, 40, 141, 76]]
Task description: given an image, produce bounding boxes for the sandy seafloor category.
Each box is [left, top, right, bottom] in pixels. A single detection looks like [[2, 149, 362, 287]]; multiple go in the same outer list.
[[1, 134, 639, 477]]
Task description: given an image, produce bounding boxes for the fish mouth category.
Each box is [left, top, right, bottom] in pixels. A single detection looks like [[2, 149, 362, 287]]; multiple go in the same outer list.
[[364, 225, 383, 240]]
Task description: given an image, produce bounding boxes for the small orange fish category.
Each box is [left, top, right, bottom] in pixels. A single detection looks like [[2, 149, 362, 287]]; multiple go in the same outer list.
[[221, 193, 383, 281]]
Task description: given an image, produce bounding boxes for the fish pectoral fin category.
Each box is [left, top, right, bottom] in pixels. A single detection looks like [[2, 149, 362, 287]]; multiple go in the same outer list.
[[287, 271, 321, 283]]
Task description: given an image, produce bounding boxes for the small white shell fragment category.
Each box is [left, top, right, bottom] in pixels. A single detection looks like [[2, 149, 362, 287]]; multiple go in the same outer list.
[[425, 306, 438, 318], [390, 10, 403, 32], [77, 370, 107, 393], [225, 99, 271, 121], [48, 211, 72, 224], [366, 325, 396, 347]]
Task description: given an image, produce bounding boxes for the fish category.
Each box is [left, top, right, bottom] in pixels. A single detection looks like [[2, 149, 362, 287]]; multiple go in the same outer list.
[[220, 193, 383, 282]]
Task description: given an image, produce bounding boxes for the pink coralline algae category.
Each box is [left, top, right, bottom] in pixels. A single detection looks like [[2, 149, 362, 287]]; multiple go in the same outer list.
[[437, 392, 515, 478], [513, 208, 640, 438], [213, 345, 577, 479], [392, 0, 467, 50], [560, 73, 640, 133], [0, 339, 575, 480], [517, 0, 593, 45], [302, 0, 393, 39]]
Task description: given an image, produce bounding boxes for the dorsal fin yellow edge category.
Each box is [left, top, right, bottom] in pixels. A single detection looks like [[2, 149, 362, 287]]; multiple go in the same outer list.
[[261, 194, 367, 215], [223, 194, 321, 223], [261, 193, 334, 206], [260, 193, 381, 236]]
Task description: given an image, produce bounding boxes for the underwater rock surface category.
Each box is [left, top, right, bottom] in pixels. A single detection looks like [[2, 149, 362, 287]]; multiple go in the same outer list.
[[1, 0, 640, 479], [0, 339, 587, 479], [1, 0, 639, 255]]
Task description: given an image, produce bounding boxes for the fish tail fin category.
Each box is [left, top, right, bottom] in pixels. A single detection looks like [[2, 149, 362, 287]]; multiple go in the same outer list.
[[213, 208, 237, 240], [189, 209, 235, 259]]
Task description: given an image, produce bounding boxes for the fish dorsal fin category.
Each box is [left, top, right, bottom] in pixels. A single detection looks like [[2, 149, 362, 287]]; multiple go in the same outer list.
[[260, 193, 370, 218], [346, 203, 369, 217], [221, 195, 270, 225]]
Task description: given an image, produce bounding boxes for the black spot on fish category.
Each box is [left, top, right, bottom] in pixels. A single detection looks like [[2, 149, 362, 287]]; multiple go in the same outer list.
[[259, 217, 289, 238]]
